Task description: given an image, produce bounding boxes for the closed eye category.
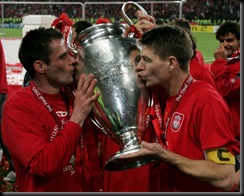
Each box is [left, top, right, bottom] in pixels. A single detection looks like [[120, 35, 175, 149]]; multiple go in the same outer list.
[[59, 52, 69, 60], [142, 56, 151, 63]]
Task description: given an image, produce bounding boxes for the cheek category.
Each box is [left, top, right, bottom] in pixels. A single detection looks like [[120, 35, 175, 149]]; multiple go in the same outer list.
[[150, 63, 166, 75], [76, 62, 85, 71], [232, 42, 240, 50], [153, 67, 169, 80]]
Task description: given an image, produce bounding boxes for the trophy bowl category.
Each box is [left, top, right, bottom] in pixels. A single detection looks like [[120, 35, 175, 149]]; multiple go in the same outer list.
[[76, 21, 156, 171]]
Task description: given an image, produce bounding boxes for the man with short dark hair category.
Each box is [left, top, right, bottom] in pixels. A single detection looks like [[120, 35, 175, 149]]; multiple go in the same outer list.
[[211, 22, 240, 142], [1, 27, 102, 192], [119, 25, 240, 192]]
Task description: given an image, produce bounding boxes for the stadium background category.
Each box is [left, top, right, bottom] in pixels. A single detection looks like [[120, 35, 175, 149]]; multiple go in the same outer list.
[[0, 0, 241, 191]]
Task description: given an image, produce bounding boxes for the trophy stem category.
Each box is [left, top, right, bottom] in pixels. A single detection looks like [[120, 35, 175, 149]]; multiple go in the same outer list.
[[105, 129, 156, 171]]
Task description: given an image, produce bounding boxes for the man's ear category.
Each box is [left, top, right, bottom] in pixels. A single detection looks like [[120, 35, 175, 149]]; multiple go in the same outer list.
[[34, 60, 46, 74], [168, 56, 176, 72]]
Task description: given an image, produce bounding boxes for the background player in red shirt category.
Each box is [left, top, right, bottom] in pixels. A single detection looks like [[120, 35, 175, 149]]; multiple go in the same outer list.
[[211, 22, 240, 142]]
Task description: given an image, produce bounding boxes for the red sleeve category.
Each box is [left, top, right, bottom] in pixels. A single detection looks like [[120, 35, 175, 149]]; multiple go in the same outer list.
[[2, 94, 82, 177], [194, 49, 205, 66], [190, 59, 221, 93], [0, 40, 8, 94], [28, 122, 82, 176], [211, 59, 240, 98], [196, 90, 240, 155]]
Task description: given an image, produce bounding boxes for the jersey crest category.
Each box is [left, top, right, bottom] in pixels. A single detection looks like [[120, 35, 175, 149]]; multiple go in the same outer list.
[[171, 112, 184, 132]]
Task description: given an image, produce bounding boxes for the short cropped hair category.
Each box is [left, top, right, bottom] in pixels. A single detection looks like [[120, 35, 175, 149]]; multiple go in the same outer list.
[[138, 25, 193, 72], [216, 22, 240, 41], [18, 27, 64, 78], [73, 20, 92, 39]]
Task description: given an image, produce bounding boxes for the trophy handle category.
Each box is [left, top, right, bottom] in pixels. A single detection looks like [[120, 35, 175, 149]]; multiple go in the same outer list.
[[121, 1, 148, 27], [66, 26, 80, 55], [89, 113, 109, 136], [89, 112, 118, 142]]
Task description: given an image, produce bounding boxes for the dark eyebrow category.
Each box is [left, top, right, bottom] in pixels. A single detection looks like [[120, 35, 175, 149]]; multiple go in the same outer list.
[[59, 51, 68, 59], [141, 55, 152, 62], [219, 38, 234, 42]]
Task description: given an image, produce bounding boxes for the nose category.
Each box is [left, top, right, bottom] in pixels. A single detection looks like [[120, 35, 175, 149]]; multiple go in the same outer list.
[[68, 53, 77, 65], [222, 40, 229, 47], [135, 59, 144, 72]]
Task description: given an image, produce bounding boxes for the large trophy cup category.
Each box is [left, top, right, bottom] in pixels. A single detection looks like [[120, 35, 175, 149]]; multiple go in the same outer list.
[[76, 1, 156, 171]]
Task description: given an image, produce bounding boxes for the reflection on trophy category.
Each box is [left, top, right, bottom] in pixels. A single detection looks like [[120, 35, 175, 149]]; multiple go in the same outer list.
[[75, 2, 156, 171]]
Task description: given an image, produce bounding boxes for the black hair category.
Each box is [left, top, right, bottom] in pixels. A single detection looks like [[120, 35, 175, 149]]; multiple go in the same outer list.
[[170, 18, 197, 58], [216, 22, 240, 40], [171, 18, 191, 32], [138, 25, 193, 72], [72, 20, 92, 39], [18, 27, 64, 78]]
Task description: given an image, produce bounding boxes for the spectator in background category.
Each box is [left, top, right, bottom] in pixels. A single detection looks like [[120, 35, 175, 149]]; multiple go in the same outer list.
[[210, 22, 240, 191], [119, 24, 240, 192], [0, 39, 16, 182], [210, 22, 240, 142]]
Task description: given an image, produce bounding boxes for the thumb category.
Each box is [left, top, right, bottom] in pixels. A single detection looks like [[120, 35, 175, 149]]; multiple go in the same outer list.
[[141, 141, 150, 148]]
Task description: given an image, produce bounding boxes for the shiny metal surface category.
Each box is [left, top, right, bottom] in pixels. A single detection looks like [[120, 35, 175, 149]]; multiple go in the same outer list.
[[76, 18, 155, 171], [121, 1, 148, 26]]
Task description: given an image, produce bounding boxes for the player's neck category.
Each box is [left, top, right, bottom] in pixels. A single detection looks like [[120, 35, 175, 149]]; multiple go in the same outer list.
[[168, 72, 190, 96], [33, 78, 60, 95]]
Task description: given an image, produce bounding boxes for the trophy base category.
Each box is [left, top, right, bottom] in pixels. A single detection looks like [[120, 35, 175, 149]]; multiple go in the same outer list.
[[104, 145, 156, 171]]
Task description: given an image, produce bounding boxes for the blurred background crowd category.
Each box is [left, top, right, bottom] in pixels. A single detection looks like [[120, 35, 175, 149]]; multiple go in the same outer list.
[[0, 0, 240, 25]]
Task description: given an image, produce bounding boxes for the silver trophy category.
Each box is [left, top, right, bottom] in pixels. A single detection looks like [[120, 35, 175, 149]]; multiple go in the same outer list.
[[75, 2, 156, 171]]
